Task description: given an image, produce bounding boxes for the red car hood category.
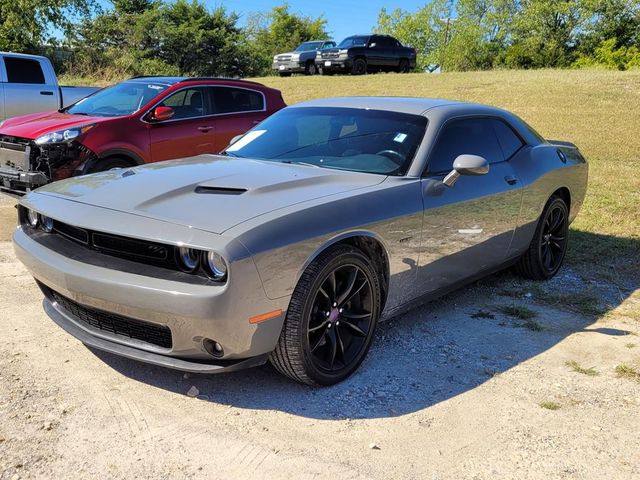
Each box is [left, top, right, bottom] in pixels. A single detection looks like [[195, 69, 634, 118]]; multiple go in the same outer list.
[[0, 111, 113, 140]]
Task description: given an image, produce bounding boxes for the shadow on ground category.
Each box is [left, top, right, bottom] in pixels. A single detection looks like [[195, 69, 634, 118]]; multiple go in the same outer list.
[[91, 229, 639, 420]]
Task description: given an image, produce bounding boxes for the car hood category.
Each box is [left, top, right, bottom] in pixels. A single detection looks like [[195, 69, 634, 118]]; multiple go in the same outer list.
[[34, 155, 385, 234], [0, 111, 113, 140]]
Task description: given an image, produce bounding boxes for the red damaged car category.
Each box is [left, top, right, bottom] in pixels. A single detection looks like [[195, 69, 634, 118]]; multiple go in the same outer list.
[[0, 76, 285, 195]]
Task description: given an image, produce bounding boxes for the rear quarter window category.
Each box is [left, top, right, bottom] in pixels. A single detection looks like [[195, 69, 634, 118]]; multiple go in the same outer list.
[[492, 119, 525, 159], [210, 87, 264, 114]]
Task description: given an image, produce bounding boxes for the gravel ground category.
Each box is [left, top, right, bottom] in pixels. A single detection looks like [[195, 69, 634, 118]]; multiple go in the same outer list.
[[1, 198, 639, 480]]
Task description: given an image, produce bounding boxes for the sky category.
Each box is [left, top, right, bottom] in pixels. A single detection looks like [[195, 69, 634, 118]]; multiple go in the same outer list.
[[206, 1, 427, 43]]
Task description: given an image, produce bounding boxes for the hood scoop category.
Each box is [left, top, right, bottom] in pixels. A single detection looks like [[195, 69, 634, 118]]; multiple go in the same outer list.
[[194, 185, 247, 195]]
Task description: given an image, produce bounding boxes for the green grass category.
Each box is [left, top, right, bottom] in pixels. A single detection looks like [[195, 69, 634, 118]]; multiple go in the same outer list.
[[565, 360, 599, 376], [499, 305, 537, 320], [615, 364, 640, 382], [539, 400, 561, 410], [625, 343, 637, 349]]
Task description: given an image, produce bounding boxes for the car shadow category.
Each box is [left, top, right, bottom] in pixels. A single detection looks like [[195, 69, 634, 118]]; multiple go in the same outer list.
[[89, 230, 639, 420]]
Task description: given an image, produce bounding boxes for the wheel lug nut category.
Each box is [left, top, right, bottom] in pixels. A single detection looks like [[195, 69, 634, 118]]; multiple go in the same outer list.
[[333, 302, 337, 307], [328, 323, 332, 328], [339, 308, 343, 313], [336, 321, 340, 326], [326, 311, 330, 317]]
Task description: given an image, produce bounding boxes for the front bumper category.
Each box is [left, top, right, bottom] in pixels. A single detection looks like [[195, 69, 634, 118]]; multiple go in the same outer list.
[[43, 295, 270, 373], [0, 167, 48, 196], [272, 60, 305, 73], [13, 224, 290, 372], [316, 58, 351, 72]]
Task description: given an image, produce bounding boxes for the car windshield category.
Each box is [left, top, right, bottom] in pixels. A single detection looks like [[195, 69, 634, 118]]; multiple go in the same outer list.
[[225, 107, 427, 176], [295, 42, 323, 52], [66, 81, 169, 117], [338, 36, 369, 48]]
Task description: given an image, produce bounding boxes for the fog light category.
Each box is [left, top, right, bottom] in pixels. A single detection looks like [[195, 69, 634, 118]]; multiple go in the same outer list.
[[203, 338, 224, 358], [41, 215, 54, 233], [27, 209, 39, 227], [176, 246, 199, 272]]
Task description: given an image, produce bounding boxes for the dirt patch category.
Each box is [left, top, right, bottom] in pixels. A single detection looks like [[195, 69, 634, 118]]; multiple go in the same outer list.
[[1, 238, 638, 479], [0, 195, 17, 242]]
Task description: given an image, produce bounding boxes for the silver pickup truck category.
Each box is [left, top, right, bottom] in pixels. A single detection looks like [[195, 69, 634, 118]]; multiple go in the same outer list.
[[0, 52, 99, 121]]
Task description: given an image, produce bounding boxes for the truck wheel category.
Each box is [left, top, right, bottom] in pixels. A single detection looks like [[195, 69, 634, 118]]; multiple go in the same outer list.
[[270, 244, 381, 386], [305, 61, 317, 75], [398, 59, 410, 73], [89, 157, 133, 173], [351, 58, 367, 75]]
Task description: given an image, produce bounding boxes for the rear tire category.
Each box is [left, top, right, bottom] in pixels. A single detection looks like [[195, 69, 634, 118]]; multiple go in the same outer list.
[[398, 59, 410, 73], [88, 157, 133, 173], [516, 196, 569, 280], [305, 61, 317, 75], [270, 245, 381, 386]]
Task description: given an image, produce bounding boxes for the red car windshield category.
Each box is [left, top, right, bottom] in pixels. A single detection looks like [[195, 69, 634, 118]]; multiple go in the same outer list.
[[66, 81, 169, 117]]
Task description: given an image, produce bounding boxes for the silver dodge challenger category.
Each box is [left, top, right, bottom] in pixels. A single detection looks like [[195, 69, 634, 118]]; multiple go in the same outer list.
[[13, 97, 588, 385]]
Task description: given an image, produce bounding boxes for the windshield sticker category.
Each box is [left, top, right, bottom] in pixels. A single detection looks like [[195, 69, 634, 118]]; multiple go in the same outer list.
[[147, 84, 164, 90], [226, 130, 267, 152], [393, 133, 408, 143]]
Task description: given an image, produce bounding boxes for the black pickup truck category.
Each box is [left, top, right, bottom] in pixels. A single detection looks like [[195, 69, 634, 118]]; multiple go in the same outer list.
[[316, 34, 417, 75]]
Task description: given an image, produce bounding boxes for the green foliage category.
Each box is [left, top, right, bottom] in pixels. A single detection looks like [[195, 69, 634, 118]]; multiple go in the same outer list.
[[575, 37, 640, 69], [245, 4, 329, 75], [376, 0, 639, 71], [0, 0, 98, 53]]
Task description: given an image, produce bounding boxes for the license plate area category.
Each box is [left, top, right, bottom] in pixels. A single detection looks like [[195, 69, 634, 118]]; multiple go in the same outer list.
[[324, 61, 332, 67]]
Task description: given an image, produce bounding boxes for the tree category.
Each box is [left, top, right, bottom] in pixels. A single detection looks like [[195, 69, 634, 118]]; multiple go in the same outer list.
[[0, 0, 98, 53]]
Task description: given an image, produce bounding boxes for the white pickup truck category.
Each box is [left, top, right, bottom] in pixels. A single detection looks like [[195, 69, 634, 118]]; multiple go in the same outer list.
[[0, 52, 99, 121]]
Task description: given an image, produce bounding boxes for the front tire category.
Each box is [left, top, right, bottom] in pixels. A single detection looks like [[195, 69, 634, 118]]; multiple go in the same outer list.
[[270, 245, 381, 386], [398, 59, 410, 73], [88, 157, 133, 173], [516, 196, 569, 280], [351, 58, 367, 75]]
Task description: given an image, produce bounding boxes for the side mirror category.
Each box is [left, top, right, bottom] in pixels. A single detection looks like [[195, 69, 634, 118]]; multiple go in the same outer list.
[[443, 154, 489, 187], [149, 106, 174, 122], [369, 43, 377, 48]]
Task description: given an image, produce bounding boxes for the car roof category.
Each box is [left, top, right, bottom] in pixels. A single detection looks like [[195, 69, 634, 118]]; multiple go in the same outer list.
[[126, 76, 265, 87], [290, 96, 466, 115]]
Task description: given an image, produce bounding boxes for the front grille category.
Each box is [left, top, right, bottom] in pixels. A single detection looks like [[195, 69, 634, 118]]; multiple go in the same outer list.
[[277, 55, 292, 62], [54, 221, 89, 244], [321, 52, 340, 59], [51, 290, 173, 348]]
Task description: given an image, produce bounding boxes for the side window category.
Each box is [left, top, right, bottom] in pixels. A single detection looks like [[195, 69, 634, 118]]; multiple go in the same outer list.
[[159, 88, 207, 120], [210, 87, 264, 114], [4, 57, 46, 84], [376, 37, 392, 48], [427, 118, 504, 174], [492, 119, 524, 159]]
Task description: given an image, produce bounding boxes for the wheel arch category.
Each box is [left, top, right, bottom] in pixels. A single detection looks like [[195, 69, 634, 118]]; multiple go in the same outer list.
[[551, 186, 571, 214], [298, 231, 390, 310], [81, 148, 143, 174]]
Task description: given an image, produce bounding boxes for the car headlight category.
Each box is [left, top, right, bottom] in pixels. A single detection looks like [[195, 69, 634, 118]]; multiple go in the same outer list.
[[41, 215, 54, 233], [27, 209, 39, 227], [34, 124, 95, 145], [176, 246, 200, 272], [204, 251, 227, 280]]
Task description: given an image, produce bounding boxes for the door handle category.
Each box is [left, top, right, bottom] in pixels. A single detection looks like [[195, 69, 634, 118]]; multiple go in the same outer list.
[[197, 126, 213, 132], [504, 176, 518, 185], [40, 91, 54, 96]]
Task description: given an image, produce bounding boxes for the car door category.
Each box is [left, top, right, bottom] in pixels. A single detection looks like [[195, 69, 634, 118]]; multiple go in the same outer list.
[[148, 87, 216, 162], [417, 117, 524, 292], [2, 56, 59, 118], [367, 36, 387, 67], [207, 86, 267, 152]]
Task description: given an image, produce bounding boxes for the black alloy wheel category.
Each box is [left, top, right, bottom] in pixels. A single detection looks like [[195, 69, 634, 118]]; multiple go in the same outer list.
[[307, 264, 374, 373], [517, 196, 569, 280], [270, 245, 381, 385], [351, 58, 367, 75]]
